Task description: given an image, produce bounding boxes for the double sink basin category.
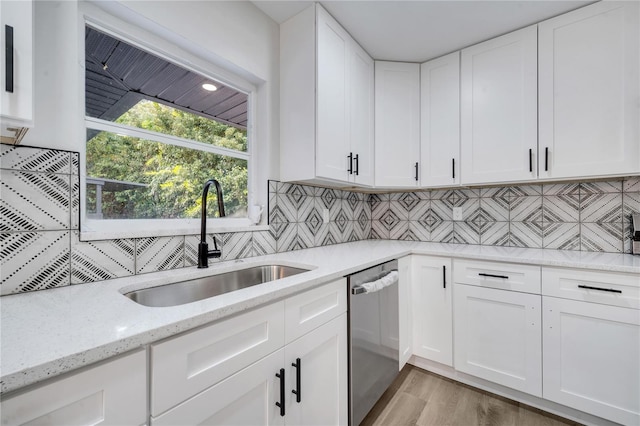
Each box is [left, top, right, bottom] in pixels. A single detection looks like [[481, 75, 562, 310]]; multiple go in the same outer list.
[[124, 265, 310, 307]]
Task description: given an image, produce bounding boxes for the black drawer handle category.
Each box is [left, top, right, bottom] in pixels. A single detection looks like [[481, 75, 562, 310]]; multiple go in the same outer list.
[[275, 368, 285, 416], [478, 273, 509, 280], [5, 25, 14, 93], [578, 285, 622, 294], [354, 154, 359, 176], [529, 149, 533, 172], [414, 162, 419, 181], [452, 158, 455, 179], [347, 152, 353, 175], [292, 357, 301, 403]]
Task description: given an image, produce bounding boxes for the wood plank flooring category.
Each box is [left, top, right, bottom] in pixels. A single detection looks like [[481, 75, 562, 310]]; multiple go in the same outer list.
[[360, 365, 581, 426]]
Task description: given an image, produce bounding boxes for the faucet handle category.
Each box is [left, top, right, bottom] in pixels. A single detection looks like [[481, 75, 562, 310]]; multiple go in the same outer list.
[[208, 249, 222, 259]]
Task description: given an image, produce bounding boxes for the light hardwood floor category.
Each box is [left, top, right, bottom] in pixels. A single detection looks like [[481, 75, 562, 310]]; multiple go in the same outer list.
[[360, 365, 581, 426]]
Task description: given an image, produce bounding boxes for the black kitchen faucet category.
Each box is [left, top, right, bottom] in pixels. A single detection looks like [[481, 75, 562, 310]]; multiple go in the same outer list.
[[198, 179, 226, 268]]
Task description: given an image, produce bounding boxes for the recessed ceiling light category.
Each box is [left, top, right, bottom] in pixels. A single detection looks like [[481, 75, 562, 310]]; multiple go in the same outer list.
[[202, 83, 218, 92]]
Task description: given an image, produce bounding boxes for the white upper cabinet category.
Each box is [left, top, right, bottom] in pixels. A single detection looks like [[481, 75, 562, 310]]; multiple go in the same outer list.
[[461, 26, 537, 185], [0, 0, 33, 143], [420, 52, 460, 187], [348, 42, 375, 186], [375, 61, 421, 188], [316, 7, 349, 182], [538, 1, 640, 179], [281, 4, 374, 187]]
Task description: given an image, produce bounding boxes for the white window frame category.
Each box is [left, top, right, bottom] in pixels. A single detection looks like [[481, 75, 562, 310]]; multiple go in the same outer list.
[[79, 6, 262, 240]]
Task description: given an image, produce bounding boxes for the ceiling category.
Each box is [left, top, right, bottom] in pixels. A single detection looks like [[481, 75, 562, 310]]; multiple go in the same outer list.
[[85, 27, 248, 129], [252, 0, 594, 62]]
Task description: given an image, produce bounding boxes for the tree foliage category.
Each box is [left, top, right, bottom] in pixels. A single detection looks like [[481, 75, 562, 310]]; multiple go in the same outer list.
[[86, 100, 248, 219]]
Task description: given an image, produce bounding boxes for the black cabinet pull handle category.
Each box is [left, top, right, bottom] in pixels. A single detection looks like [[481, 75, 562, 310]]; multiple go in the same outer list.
[[275, 368, 285, 416], [414, 162, 419, 181], [545, 147, 549, 172], [347, 153, 353, 175], [354, 154, 359, 176], [291, 358, 301, 403], [478, 273, 509, 279], [5, 25, 14, 93], [529, 149, 533, 172], [452, 158, 455, 179], [443, 265, 446, 289], [578, 285, 622, 294]]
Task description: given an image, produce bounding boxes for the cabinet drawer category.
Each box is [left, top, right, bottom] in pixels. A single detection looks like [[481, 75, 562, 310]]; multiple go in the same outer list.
[[285, 279, 347, 344], [542, 267, 640, 309], [1, 350, 146, 426], [150, 301, 285, 416], [453, 259, 541, 294]]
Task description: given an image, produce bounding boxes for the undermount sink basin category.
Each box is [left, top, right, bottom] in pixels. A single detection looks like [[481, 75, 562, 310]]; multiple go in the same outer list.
[[124, 265, 310, 307]]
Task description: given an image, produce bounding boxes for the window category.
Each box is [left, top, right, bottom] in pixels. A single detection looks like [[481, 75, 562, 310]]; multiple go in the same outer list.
[[83, 26, 251, 232]]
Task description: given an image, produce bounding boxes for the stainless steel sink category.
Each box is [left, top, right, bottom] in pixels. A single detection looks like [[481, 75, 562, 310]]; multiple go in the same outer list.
[[124, 265, 310, 307]]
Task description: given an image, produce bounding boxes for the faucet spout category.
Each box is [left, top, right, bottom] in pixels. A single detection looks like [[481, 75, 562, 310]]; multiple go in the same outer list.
[[198, 179, 226, 268]]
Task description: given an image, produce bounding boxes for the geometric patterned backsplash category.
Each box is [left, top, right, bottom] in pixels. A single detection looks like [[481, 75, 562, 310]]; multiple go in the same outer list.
[[368, 180, 639, 254], [1, 143, 639, 296]]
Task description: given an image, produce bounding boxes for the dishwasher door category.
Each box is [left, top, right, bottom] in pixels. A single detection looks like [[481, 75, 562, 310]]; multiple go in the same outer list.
[[348, 259, 399, 425]]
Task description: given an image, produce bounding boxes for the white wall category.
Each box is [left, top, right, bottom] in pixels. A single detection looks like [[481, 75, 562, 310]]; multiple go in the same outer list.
[[24, 0, 280, 193]]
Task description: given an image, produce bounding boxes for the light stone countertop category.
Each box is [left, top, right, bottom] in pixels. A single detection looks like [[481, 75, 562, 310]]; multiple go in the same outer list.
[[1, 240, 639, 394]]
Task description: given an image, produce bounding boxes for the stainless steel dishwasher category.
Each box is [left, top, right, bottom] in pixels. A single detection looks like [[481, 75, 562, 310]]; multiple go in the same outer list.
[[347, 259, 399, 425]]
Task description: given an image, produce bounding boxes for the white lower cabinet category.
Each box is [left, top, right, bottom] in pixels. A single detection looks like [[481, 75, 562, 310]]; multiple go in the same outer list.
[[1, 350, 146, 426], [150, 279, 347, 426], [285, 314, 348, 426], [453, 283, 542, 396], [398, 256, 413, 369], [152, 314, 348, 426], [411, 256, 453, 366], [543, 296, 640, 425]]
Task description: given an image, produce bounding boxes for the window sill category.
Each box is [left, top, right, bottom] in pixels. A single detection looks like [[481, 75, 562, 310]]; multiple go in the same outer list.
[[79, 218, 269, 241]]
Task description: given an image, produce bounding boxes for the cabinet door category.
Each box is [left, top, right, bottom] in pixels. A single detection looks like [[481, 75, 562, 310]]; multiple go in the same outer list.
[[412, 256, 453, 366], [421, 52, 460, 187], [543, 297, 640, 426], [285, 314, 348, 426], [374, 61, 420, 188], [454, 284, 542, 396], [398, 256, 413, 369], [461, 26, 537, 185], [1, 350, 146, 426], [349, 41, 374, 186], [539, 1, 640, 179], [0, 0, 33, 129], [316, 5, 349, 182], [151, 349, 285, 426]]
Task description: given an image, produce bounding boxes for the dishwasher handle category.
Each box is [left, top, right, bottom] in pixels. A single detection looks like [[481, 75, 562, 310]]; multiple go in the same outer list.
[[352, 286, 367, 295], [351, 270, 398, 295]]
